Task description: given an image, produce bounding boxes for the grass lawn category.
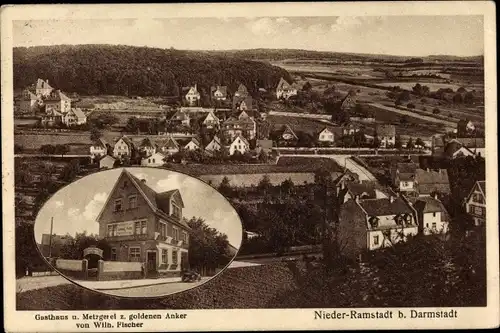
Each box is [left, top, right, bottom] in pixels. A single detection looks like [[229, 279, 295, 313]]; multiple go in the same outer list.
[[164, 157, 343, 176], [267, 115, 337, 136]]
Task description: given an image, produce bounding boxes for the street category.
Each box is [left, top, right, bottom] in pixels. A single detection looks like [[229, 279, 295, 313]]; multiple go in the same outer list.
[[17, 275, 71, 293], [101, 277, 210, 297]]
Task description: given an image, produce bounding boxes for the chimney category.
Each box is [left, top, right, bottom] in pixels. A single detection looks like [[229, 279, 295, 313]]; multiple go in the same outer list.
[[390, 196, 395, 203], [426, 168, 430, 172]]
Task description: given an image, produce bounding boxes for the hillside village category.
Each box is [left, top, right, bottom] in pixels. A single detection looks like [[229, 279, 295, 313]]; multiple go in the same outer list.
[[13, 45, 487, 309]]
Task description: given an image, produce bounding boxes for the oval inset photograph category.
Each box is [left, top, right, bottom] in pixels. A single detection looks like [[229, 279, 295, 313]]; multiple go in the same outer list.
[[34, 167, 242, 298]]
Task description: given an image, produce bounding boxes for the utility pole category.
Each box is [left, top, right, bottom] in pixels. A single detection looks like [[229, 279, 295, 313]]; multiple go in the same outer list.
[[48, 217, 53, 258]]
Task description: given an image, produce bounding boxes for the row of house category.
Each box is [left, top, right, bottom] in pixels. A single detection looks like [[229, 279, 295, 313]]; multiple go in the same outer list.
[[182, 78, 297, 106], [91, 132, 273, 168], [432, 135, 485, 159], [16, 79, 87, 126], [167, 108, 258, 143], [336, 173, 451, 257], [390, 163, 451, 197]]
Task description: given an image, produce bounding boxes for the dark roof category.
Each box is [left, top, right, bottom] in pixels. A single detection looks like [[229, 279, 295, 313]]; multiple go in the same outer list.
[[125, 170, 188, 228], [281, 124, 298, 140], [359, 197, 413, 217], [411, 196, 450, 221], [346, 182, 377, 199], [211, 85, 227, 96], [453, 137, 485, 148], [257, 139, 273, 149], [394, 162, 418, 181], [477, 181, 486, 198], [233, 95, 253, 109], [415, 168, 450, 195], [376, 124, 396, 137]]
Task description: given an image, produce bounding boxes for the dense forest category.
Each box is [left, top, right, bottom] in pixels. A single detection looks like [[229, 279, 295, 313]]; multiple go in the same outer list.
[[206, 48, 484, 63], [13, 45, 292, 96]]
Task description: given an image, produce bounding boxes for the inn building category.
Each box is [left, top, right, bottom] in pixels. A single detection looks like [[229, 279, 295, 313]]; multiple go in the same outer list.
[[95, 169, 190, 277]]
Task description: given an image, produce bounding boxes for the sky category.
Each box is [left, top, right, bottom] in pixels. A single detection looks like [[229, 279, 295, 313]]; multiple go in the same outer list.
[[34, 168, 243, 248], [13, 16, 483, 57]]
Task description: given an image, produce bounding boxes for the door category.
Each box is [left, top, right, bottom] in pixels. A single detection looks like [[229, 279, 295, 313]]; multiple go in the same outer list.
[[147, 252, 157, 273], [180, 252, 189, 271]]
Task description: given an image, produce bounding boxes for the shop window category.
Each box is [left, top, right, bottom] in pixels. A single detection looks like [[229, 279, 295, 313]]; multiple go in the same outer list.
[[129, 247, 141, 262]]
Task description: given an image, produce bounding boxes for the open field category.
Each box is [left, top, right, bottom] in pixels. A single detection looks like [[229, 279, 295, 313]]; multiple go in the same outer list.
[[164, 157, 343, 177], [375, 81, 483, 92], [267, 114, 341, 136]]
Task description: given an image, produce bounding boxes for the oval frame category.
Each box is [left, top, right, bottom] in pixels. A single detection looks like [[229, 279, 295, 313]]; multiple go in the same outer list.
[[33, 166, 244, 299]]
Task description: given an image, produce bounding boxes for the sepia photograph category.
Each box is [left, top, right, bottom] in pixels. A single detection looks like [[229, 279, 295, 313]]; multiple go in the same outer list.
[[2, 2, 498, 331], [33, 167, 242, 298]]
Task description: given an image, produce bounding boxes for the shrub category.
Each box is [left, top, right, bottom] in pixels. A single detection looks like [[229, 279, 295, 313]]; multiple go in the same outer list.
[[407, 103, 416, 109], [422, 107, 427, 111], [433, 108, 441, 114], [421, 98, 427, 103]]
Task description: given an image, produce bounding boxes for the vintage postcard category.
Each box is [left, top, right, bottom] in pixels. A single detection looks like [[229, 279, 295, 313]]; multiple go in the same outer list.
[[2, 1, 499, 331]]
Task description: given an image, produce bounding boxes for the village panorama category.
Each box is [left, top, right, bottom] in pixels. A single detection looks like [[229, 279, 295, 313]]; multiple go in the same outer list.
[[13, 16, 486, 310]]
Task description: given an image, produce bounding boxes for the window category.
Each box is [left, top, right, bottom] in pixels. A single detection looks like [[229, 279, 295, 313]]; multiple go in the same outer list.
[[128, 195, 137, 209], [162, 250, 168, 264], [107, 224, 117, 237], [129, 247, 141, 262], [135, 221, 141, 235], [141, 221, 147, 234], [172, 250, 178, 265], [111, 248, 117, 261], [432, 222, 437, 229], [152, 158, 155, 163], [173, 227, 179, 241], [426, 223, 429, 228], [114, 199, 122, 212], [373, 235, 379, 246], [182, 232, 188, 244], [474, 206, 483, 216], [432, 212, 436, 217], [172, 203, 181, 218], [160, 222, 166, 238]]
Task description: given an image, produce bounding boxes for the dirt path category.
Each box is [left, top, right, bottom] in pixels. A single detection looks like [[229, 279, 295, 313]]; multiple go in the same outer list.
[[369, 103, 457, 133]]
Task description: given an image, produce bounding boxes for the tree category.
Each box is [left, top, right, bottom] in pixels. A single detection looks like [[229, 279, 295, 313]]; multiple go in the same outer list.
[[372, 134, 381, 148], [314, 168, 332, 187], [406, 138, 415, 150], [60, 159, 80, 182], [54, 144, 70, 157], [14, 144, 24, 154], [415, 138, 425, 148], [89, 113, 119, 129], [394, 135, 402, 149], [302, 81, 312, 92], [257, 175, 272, 195], [186, 217, 232, 275], [280, 178, 295, 196], [218, 176, 232, 197], [258, 149, 269, 163], [433, 108, 441, 114], [400, 115, 409, 125], [40, 144, 56, 155], [125, 117, 140, 133], [407, 103, 416, 109], [90, 127, 102, 142]]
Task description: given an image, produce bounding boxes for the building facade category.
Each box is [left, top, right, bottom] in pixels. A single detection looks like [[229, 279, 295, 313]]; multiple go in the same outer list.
[[465, 180, 486, 226], [96, 169, 190, 277]]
